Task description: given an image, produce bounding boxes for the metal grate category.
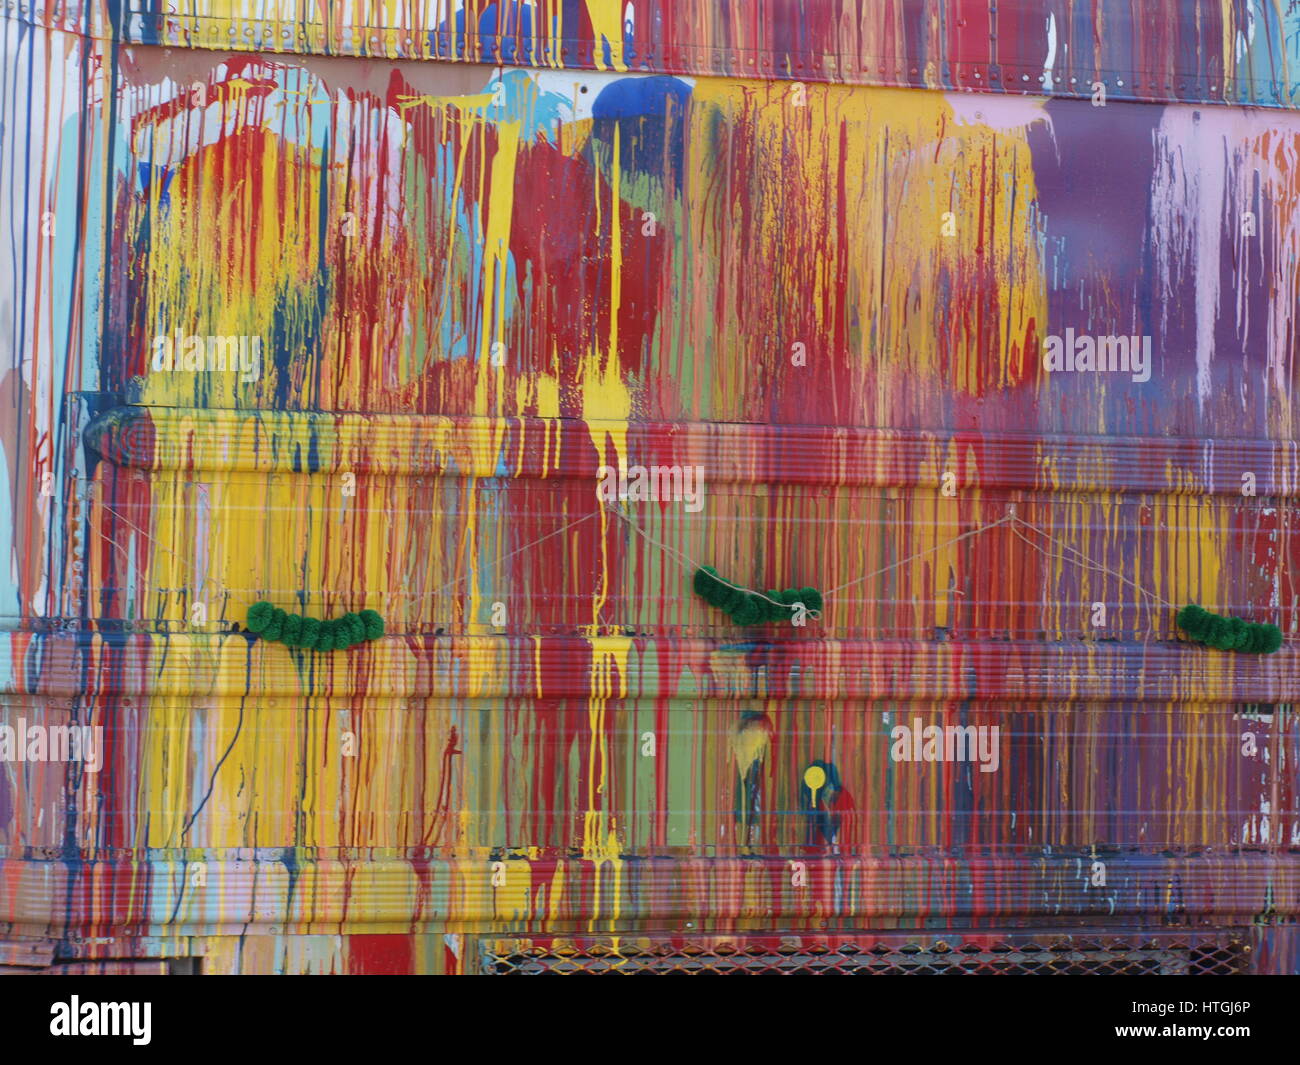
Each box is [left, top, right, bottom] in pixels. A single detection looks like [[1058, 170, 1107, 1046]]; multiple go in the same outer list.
[[481, 933, 1248, 975], [0, 956, 201, 976]]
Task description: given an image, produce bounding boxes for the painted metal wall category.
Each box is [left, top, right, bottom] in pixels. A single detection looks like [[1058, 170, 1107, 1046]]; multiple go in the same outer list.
[[1, 2, 1298, 973]]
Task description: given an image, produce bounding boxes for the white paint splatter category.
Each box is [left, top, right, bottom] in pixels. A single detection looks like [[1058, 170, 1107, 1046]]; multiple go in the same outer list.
[[944, 93, 1054, 132], [1152, 108, 1300, 411], [1043, 13, 1057, 93]]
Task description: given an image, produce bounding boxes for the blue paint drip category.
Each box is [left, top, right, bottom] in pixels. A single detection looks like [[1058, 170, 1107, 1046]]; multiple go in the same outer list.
[[591, 77, 691, 189]]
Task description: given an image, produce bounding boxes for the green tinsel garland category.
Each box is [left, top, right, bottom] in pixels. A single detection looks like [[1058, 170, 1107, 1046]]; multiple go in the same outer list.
[[1176, 604, 1282, 655], [694, 567, 823, 626], [246, 601, 385, 651]]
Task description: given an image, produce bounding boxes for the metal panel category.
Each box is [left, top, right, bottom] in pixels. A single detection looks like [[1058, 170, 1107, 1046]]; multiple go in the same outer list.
[[480, 931, 1251, 975], [10, 2, 1300, 109], [1, 4, 1298, 973]]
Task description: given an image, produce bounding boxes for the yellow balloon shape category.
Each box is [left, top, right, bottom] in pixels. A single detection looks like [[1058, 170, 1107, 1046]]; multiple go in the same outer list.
[[804, 764, 827, 805]]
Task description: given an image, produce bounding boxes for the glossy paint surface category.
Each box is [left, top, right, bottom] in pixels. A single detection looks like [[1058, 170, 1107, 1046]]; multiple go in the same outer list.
[[21, 1, 1300, 108], [0, 4, 1298, 973]]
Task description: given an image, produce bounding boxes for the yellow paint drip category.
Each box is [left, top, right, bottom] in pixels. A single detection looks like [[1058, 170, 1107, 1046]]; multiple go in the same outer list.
[[583, 638, 630, 926], [492, 859, 531, 922], [804, 764, 827, 807], [583, 0, 627, 71], [582, 122, 632, 472], [732, 723, 770, 781], [681, 83, 1048, 421]]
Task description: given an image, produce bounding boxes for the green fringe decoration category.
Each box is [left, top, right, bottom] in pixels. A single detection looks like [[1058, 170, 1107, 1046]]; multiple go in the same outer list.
[[245, 602, 385, 651], [694, 567, 823, 626], [1176, 604, 1282, 655]]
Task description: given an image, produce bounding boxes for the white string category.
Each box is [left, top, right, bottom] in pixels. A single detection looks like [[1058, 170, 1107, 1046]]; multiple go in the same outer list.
[[609, 507, 823, 618], [613, 507, 1024, 620], [96, 492, 1281, 641], [822, 514, 1015, 596], [611, 505, 1278, 638], [425, 511, 599, 599], [1008, 515, 1178, 611], [95, 498, 185, 565], [98, 497, 602, 614]]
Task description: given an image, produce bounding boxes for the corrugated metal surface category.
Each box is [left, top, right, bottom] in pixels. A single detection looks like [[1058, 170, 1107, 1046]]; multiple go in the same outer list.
[[12, 1, 1300, 108], [1, 2, 1299, 973], [1, 959, 174, 975]]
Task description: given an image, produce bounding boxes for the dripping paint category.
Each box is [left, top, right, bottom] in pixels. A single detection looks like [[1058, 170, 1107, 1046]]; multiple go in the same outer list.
[[0, 2, 1298, 973]]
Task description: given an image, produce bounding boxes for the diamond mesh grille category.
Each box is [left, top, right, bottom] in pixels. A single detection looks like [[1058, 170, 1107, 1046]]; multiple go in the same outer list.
[[481, 933, 1248, 975]]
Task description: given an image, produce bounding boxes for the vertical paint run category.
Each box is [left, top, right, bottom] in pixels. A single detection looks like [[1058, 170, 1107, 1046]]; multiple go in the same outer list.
[[583, 638, 630, 926], [585, 0, 629, 71], [2, 5, 1300, 972]]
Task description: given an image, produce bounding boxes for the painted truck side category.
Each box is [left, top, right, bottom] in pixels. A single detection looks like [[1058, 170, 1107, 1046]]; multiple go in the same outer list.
[[1, 1, 1298, 974]]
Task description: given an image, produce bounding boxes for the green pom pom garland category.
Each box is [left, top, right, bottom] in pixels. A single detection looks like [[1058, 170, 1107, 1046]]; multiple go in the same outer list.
[[694, 567, 822, 626], [245, 602, 385, 651], [247, 594, 1281, 653], [1176, 604, 1282, 655]]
